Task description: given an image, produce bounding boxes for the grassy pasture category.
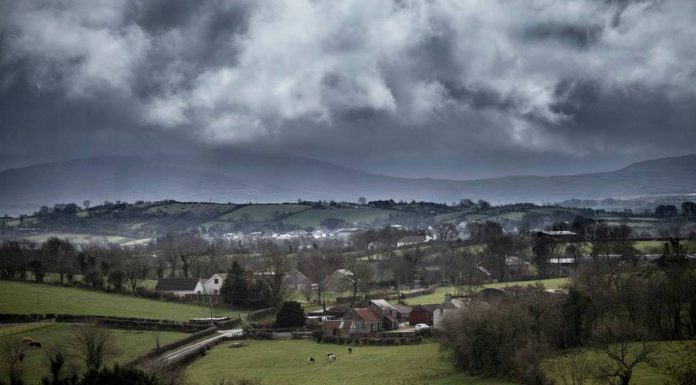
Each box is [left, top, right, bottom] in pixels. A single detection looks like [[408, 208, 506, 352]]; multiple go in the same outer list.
[[217, 204, 310, 222], [282, 207, 400, 227], [0, 280, 244, 321], [144, 202, 236, 216], [544, 341, 687, 385], [0, 324, 186, 384], [184, 339, 513, 385], [405, 277, 570, 306], [20, 232, 141, 246]]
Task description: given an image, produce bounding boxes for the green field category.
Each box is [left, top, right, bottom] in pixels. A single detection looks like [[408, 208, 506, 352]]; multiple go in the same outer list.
[[217, 204, 310, 222], [184, 339, 513, 385], [144, 202, 237, 216], [0, 324, 186, 384], [545, 341, 688, 385], [0, 281, 244, 321], [405, 277, 570, 306], [20, 232, 145, 246], [281, 207, 399, 227]]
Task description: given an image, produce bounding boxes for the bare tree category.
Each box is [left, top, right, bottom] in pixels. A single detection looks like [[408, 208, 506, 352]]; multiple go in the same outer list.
[[71, 324, 117, 371], [1, 336, 27, 384], [124, 255, 148, 292], [152, 329, 162, 354], [298, 250, 339, 304], [259, 254, 291, 307], [344, 258, 374, 308], [592, 320, 656, 385], [550, 353, 591, 385], [45, 347, 67, 384], [432, 223, 458, 242], [594, 341, 655, 385]]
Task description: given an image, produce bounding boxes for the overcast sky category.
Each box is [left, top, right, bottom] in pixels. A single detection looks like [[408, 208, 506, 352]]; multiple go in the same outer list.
[[1, 0, 695, 179]]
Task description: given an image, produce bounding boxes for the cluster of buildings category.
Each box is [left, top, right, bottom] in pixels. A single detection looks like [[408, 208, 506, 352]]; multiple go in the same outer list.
[[322, 298, 432, 337], [153, 270, 313, 297], [222, 228, 362, 245]]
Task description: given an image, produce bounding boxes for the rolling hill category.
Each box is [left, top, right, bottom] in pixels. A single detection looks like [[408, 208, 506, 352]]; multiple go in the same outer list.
[[0, 152, 695, 216]]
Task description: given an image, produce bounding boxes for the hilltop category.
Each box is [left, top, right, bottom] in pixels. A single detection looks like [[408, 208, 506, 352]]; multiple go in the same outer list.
[[1, 152, 695, 216]]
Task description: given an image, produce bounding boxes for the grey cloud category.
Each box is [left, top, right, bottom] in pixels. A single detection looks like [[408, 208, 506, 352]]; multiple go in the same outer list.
[[0, 0, 695, 179]]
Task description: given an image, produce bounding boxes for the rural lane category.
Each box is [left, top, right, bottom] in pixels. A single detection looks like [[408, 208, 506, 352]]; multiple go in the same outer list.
[[158, 329, 244, 365]]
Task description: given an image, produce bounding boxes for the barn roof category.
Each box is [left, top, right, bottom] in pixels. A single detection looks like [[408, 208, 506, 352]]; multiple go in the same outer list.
[[369, 299, 397, 311], [154, 278, 200, 291], [353, 307, 382, 322]]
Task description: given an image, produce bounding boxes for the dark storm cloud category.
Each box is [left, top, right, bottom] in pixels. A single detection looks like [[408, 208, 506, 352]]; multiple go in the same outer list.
[[1, 0, 695, 178]]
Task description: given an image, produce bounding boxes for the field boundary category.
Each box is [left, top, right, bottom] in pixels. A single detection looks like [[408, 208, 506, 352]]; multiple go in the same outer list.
[[0, 319, 55, 337]]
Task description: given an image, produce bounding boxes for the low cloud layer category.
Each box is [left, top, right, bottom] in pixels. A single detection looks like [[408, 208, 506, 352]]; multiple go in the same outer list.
[[1, 0, 695, 178]]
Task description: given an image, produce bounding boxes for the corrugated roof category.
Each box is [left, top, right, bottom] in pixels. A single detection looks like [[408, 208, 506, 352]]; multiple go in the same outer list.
[[154, 278, 200, 291], [370, 299, 396, 311], [354, 307, 382, 322]]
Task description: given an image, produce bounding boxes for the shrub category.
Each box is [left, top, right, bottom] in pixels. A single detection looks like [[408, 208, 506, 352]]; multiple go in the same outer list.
[[274, 301, 305, 328]]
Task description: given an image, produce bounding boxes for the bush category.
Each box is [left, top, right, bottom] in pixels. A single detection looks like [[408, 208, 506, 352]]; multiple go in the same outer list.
[[78, 364, 159, 385], [274, 301, 305, 328], [440, 287, 563, 381]]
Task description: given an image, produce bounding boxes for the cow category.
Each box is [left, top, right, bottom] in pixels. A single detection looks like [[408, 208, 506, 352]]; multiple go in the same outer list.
[[307, 357, 315, 364], [348, 347, 352, 354], [328, 354, 336, 362], [325, 352, 334, 359], [28, 341, 42, 349]]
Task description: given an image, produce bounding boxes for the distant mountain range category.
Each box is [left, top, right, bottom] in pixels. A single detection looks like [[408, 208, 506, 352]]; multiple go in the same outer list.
[[1, 152, 695, 216]]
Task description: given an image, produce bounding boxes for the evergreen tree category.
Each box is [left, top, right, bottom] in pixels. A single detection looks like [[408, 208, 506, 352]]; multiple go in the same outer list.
[[275, 301, 305, 328], [220, 261, 248, 307]]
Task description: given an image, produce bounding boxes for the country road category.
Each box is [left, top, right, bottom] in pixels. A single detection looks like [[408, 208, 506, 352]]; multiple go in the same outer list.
[[158, 329, 244, 365]]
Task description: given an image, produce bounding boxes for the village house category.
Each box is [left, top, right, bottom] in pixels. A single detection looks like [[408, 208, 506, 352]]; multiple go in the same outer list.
[[433, 294, 470, 329], [321, 269, 354, 292], [284, 270, 312, 292], [344, 307, 384, 336], [368, 299, 400, 330], [505, 256, 531, 278], [322, 319, 354, 337], [202, 273, 227, 295], [154, 278, 204, 297]]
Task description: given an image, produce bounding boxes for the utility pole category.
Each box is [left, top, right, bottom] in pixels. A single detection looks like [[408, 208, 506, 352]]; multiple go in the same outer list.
[[209, 295, 214, 326]]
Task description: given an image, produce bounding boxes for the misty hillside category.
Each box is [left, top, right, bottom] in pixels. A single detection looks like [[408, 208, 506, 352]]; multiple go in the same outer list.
[[1, 152, 695, 216]]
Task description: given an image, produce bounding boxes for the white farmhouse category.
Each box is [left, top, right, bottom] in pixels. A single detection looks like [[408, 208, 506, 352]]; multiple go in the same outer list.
[[154, 278, 204, 297], [202, 273, 228, 295]]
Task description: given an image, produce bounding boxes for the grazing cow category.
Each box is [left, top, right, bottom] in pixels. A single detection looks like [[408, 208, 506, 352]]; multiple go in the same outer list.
[[325, 352, 333, 358], [348, 347, 352, 354], [307, 357, 315, 364], [22, 337, 32, 344], [328, 354, 336, 362], [28, 341, 42, 349]]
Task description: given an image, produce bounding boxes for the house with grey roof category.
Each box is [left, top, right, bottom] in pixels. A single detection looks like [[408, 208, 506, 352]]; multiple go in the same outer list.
[[154, 278, 204, 297]]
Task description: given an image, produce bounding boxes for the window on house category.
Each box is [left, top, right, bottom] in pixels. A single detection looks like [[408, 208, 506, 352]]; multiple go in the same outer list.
[[214, 278, 219, 284]]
